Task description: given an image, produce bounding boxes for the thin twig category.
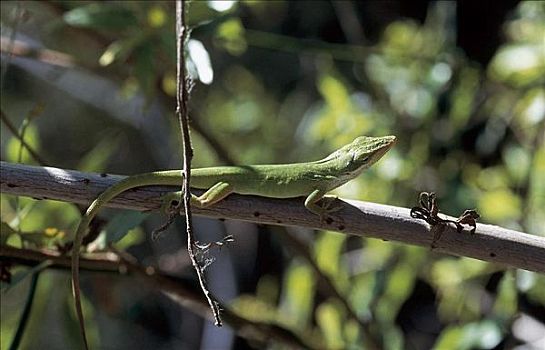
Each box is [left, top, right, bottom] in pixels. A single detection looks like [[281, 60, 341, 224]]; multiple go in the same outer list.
[[0, 1, 22, 91], [7, 103, 45, 350], [175, 0, 222, 326], [0, 110, 48, 166], [331, 0, 367, 45], [8, 273, 39, 350]]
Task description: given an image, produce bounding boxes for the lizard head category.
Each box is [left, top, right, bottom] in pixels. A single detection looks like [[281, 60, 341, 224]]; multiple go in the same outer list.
[[324, 135, 397, 178]]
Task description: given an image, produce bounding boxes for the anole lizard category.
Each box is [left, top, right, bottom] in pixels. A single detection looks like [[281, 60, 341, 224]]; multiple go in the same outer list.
[[71, 135, 396, 348]]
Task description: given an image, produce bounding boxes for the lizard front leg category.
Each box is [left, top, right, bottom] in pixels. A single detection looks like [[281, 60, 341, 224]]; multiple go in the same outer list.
[[304, 189, 340, 220]]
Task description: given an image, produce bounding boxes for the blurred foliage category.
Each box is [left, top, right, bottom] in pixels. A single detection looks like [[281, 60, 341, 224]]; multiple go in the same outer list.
[[1, 1, 544, 349]]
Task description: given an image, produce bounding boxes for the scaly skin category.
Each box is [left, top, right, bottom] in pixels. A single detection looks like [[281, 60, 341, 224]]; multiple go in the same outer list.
[[71, 135, 396, 349]]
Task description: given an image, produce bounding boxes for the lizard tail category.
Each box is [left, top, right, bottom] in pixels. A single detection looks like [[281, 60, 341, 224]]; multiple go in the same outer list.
[[71, 171, 183, 349]]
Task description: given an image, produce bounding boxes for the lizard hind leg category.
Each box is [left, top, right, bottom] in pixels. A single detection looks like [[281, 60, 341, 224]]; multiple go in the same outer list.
[[155, 182, 233, 239], [192, 181, 234, 208], [161, 181, 234, 213]]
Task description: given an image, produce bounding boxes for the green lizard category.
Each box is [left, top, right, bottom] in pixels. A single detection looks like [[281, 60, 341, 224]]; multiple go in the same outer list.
[[71, 135, 396, 348]]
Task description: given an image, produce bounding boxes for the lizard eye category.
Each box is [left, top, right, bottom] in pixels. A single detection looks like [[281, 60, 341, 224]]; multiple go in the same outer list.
[[362, 156, 370, 163]]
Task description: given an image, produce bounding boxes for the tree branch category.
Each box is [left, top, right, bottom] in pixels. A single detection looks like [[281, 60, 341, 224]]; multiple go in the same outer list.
[[1, 161, 544, 273]]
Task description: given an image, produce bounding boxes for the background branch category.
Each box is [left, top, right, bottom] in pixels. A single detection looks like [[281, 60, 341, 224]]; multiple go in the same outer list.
[[2, 161, 544, 273], [0, 245, 314, 350]]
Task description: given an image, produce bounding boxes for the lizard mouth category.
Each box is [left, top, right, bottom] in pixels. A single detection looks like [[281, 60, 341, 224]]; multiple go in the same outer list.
[[383, 135, 397, 148], [347, 135, 397, 174], [369, 135, 397, 160]]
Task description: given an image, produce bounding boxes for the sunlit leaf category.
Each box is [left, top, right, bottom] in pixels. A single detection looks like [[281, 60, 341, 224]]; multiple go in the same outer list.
[[382, 21, 421, 52], [316, 300, 345, 350], [478, 189, 522, 222], [319, 75, 351, 112], [103, 211, 149, 244], [230, 295, 277, 323], [434, 321, 502, 350], [1, 221, 17, 244], [214, 18, 247, 55], [187, 0, 226, 28], [63, 3, 137, 31], [99, 33, 149, 67], [6, 125, 40, 165], [161, 72, 177, 97], [375, 262, 416, 323], [488, 44, 545, 86], [208, 1, 237, 13], [463, 321, 503, 349], [515, 88, 545, 128], [255, 275, 279, 305], [311, 73, 372, 140], [115, 227, 144, 251], [77, 132, 121, 172], [449, 66, 480, 128], [314, 231, 346, 284], [502, 144, 530, 185], [493, 271, 517, 320], [349, 273, 375, 318], [147, 5, 167, 28], [188, 39, 214, 84], [526, 275, 545, 305], [134, 41, 156, 99], [280, 261, 315, 329]]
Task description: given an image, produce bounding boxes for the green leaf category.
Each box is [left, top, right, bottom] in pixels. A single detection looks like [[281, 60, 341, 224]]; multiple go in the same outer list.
[[314, 231, 348, 290], [103, 211, 149, 244], [188, 39, 214, 85], [99, 33, 149, 67], [316, 300, 345, 350], [134, 41, 156, 99], [1, 221, 17, 244], [230, 295, 277, 323], [433, 325, 465, 350], [187, 1, 227, 28], [6, 125, 40, 164], [280, 261, 315, 329], [493, 271, 517, 320], [63, 3, 137, 31], [1, 260, 52, 292], [215, 18, 247, 55], [488, 44, 545, 87], [478, 189, 522, 222], [434, 320, 502, 350], [77, 131, 122, 172]]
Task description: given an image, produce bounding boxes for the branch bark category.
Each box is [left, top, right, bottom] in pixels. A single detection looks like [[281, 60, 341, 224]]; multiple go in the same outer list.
[[2, 161, 544, 273]]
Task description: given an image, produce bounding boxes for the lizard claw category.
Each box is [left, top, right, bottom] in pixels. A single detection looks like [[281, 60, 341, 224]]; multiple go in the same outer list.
[[317, 196, 342, 223], [320, 195, 342, 213]]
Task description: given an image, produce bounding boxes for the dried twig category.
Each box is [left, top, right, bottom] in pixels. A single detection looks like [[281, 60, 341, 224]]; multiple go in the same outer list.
[[174, 0, 222, 326]]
